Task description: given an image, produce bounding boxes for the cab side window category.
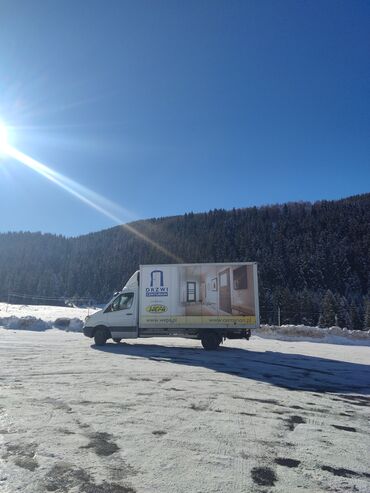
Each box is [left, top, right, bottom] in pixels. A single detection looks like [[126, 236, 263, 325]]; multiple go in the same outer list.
[[119, 293, 134, 310], [106, 293, 134, 312]]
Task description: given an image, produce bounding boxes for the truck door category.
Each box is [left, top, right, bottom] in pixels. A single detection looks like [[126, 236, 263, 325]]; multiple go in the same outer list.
[[218, 268, 232, 314], [103, 292, 138, 339]]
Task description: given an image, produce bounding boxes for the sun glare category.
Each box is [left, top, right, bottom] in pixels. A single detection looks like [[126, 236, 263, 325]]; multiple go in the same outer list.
[[0, 118, 182, 261], [0, 122, 8, 146], [3, 141, 182, 262], [0, 122, 9, 151]]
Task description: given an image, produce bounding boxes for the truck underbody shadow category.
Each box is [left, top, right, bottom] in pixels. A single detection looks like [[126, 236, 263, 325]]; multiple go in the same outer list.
[[92, 343, 370, 394]]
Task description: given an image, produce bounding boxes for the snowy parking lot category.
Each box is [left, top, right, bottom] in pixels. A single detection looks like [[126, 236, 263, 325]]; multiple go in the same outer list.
[[1, 329, 370, 493]]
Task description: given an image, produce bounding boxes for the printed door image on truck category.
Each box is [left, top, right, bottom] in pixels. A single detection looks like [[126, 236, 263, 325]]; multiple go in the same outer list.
[[218, 268, 232, 314], [186, 282, 196, 302]]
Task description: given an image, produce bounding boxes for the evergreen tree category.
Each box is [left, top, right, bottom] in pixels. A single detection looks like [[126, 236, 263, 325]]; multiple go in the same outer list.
[[319, 290, 337, 328], [335, 294, 351, 329], [300, 289, 318, 326], [349, 302, 362, 331], [364, 299, 370, 330]]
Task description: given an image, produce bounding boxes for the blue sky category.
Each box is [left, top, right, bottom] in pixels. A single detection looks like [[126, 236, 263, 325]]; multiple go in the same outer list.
[[0, 0, 369, 236]]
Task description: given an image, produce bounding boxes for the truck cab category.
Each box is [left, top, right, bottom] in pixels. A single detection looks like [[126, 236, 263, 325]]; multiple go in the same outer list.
[[83, 271, 140, 345]]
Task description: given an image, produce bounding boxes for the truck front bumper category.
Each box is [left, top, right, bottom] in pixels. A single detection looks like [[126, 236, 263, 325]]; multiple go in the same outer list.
[[83, 326, 94, 338]]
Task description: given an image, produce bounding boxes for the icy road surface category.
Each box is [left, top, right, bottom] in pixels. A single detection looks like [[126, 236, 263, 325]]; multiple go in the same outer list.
[[0, 330, 369, 493]]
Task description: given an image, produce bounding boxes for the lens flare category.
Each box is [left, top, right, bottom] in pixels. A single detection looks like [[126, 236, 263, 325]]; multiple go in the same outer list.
[[3, 144, 182, 262]]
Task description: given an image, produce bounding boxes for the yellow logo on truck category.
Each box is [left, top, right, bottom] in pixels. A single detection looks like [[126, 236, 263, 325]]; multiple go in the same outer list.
[[146, 304, 168, 313]]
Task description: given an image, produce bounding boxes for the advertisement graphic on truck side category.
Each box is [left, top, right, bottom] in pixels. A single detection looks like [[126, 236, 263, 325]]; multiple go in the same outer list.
[[139, 263, 258, 327]]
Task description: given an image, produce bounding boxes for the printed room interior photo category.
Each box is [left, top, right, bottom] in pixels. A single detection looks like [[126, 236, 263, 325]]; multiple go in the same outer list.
[[178, 264, 255, 316]]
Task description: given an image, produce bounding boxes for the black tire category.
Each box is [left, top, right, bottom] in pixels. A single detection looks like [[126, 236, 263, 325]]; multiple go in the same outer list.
[[113, 338, 121, 344], [201, 332, 221, 350], [94, 327, 108, 346]]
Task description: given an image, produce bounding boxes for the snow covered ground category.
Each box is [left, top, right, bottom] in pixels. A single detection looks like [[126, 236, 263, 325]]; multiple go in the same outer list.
[[0, 326, 369, 492]]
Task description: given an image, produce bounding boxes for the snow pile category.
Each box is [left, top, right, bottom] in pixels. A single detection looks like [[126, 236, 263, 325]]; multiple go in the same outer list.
[[54, 317, 84, 332], [0, 315, 84, 332], [0, 302, 97, 332], [65, 317, 84, 332], [256, 324, 370, 345], [0, 315, 51, 331]]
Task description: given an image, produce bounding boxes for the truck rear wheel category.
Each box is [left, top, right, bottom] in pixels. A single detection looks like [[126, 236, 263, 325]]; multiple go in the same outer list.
[[94, 327, 108, 346], [201, 332, 222, 350]]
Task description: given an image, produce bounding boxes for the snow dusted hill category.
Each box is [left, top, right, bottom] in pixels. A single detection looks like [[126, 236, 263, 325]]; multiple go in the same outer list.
[[0, 302, 369, 346]]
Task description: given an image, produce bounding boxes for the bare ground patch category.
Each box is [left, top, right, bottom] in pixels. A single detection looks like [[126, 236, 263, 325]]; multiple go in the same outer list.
[[274, 457, 301, 468], [43, 462, 136, 493], [251, 466, 277, 486], [80, 432, 120, 456]]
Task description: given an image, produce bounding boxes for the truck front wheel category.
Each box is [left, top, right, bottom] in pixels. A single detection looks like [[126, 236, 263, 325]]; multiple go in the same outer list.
[[201, 332, 222, 350], [94, 327, 108, 346]]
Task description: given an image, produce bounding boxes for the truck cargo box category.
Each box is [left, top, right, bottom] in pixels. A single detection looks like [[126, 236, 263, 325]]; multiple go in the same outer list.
[[139, 262, 259, 330]]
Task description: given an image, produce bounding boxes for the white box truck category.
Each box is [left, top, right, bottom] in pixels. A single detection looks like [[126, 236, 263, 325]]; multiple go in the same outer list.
[[83, 262, 259, 350]]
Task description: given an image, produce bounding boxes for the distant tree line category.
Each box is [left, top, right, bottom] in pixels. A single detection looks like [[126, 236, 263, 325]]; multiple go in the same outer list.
[[0, 193, 369, 329]]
